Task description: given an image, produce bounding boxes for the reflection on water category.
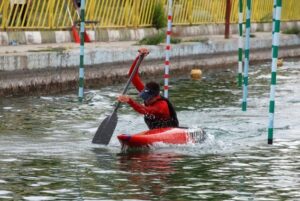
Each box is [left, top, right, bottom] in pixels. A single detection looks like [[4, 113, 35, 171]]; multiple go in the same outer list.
[[0, 59, 300, 200]]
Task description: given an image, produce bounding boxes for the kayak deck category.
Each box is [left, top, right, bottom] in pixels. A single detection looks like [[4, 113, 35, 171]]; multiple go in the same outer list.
[[117, 127, 206, 148]]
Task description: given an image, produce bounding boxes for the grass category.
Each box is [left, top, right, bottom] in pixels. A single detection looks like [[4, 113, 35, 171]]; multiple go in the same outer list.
[[137, 33, 181, 45], [283, 27, 300, 35], [243, 34, 256, 38], [184, 38, 209, 43], [137, 33, 164, 45], [28, 47, 67, 53], [170, 38, 182, 44]]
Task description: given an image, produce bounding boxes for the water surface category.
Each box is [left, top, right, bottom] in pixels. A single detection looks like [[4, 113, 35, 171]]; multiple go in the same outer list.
[[0, 59, 300, 200]]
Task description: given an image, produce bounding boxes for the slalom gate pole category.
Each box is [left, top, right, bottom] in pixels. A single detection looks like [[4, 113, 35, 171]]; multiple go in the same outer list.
[[242, 0, 251, 111], [272, 0, 276, 35], [78, 0, 85, 102], [271, 0, 276, 57], [237, 0, 243, 87], [164, 0, 173, 98], [268, 0, 282, 145]]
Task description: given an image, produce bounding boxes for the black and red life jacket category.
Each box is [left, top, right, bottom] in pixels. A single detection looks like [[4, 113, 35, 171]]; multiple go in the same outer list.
[[144, 96, 179, 129]]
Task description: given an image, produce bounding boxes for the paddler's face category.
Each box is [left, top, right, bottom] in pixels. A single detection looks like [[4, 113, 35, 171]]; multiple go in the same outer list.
[[139, 87, 155, 103]]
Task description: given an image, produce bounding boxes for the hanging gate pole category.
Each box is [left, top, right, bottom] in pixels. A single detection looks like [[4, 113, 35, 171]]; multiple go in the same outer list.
[[237, 0, 243, 87], [268, 0, 282, 144], [164, 0, 173, 98], [272, 0, 276, 35], [242, 0, 252, 111], [78, 0, 86, 102]]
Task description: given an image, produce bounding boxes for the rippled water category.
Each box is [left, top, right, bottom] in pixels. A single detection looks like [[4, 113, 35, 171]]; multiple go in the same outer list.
[[0, 59, 300, 200]]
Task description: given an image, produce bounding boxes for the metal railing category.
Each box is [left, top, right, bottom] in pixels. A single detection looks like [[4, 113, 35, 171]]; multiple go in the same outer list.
[[0, 0, 299, 30]]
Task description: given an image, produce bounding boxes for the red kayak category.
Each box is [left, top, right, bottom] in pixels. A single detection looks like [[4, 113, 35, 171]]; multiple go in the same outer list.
[[117, 127, 206, 148]]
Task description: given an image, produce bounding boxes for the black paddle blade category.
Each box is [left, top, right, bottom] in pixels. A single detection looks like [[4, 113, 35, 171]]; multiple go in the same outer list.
[[92, 112, 118, 145]]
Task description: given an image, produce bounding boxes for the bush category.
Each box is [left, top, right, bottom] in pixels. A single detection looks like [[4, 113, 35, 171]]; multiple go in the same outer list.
[[170, 38, 182, 44], [243, 34, 256, 38], [137, 32, 182, 45], [185, 38, 209, 43], [138, 33, 164, 45], [152, 2, 166, 30], [283, 27, 300, 35]]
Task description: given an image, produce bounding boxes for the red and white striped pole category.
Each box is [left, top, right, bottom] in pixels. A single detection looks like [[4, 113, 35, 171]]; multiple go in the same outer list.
[[164, 0, 173, 98]]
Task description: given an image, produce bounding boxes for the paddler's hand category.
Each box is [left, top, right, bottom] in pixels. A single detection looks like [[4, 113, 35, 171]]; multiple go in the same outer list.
[[117, 95, 130, 103], [138, 48, 149, 56]]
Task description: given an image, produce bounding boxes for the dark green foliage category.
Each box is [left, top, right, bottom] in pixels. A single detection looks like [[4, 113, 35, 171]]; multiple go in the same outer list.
[[152, 2, 167, 30], [137, 32, 181, 45], [170, 38, 182, 44], [283, 27, 300, 34], [243, 34, 256, 38], [185, 38, 209, 43], [138, 33, 164, 45]]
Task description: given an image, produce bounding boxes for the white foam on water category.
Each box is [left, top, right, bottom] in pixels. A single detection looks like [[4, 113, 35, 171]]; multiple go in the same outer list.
[[40, 96, 54, 101], [42, 189, 73, 194], [144, 133, 233, 156], [0, 158, 18, 162], [0, 190, 11, 195], [30, 182, 51, 187], [23, 196, 56, 201]]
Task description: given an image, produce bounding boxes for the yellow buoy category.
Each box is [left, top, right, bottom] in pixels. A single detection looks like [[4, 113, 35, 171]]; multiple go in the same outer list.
[[277, 58, 283, 67], [190, 69, 202, 80]]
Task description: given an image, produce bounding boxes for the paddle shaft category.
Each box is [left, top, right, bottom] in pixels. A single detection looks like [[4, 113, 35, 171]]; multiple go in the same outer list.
[[113, 54, 145, 112]]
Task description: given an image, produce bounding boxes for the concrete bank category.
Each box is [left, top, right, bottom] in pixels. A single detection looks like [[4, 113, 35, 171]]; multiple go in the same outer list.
[[0, 32, 300, 96]]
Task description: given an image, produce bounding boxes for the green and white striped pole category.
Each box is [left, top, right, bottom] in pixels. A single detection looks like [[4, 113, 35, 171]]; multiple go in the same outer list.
[[272, 0, 276, 35], [237, 0, 243, 87], [271, 0, 276, 60], [268, 0, 282, 145], [242, 0, 251, 111], [78, 0, 85, 102]]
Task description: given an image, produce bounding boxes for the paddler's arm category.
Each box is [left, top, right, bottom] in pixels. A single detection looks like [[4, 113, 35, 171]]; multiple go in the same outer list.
[[128, 48, 149, 92], [118, 95, 169, 118]]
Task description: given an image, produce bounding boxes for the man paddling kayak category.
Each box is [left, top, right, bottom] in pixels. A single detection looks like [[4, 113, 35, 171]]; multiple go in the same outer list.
[[118, 48, 179, 129]]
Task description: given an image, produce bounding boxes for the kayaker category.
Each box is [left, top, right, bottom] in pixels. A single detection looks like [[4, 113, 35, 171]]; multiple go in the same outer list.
[[117, 48, 179, 129]]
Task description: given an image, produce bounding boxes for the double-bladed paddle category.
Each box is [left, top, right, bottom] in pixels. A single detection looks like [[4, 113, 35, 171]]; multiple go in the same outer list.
[[92, 53, 145, 145]]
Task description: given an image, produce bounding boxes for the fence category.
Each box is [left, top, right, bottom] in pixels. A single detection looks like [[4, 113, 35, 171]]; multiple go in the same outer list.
[[0, 0, 299, 30]]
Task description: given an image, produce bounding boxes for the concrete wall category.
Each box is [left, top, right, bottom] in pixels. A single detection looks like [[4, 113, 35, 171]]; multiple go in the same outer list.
[[1, 33, 300, 71], [1, 31, 300, 96], [1, 22, 300, 96]]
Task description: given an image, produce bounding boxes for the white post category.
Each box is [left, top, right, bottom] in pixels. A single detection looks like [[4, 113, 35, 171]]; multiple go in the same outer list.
[[164, 0, 173, 98]]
